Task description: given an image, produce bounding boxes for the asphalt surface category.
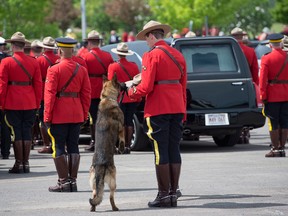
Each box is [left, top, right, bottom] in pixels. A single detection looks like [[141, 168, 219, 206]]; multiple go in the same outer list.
[[1, 122, 288, 216]]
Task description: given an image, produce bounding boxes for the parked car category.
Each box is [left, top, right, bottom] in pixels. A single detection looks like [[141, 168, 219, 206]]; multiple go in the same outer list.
[[101, 36, 266, 150]]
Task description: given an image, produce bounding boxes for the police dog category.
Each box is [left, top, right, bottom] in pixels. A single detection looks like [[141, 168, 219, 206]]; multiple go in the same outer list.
[[89, 74, 125, 212]]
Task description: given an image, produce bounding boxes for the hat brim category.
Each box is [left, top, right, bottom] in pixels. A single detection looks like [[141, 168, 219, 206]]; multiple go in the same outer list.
[[5, 39, 26, 43], [136, 24, 171, 40], [36, 41, 57, 49], [111, 48, 134, 56], [87, 37, 103, 41]]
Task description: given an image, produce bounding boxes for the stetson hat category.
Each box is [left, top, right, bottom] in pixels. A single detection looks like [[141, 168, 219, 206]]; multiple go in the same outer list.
[[37, 36, 57, 49], [86, 30, 102, 41], [5, 31, 26, 43], [0, 37, 6, 45], [136, 20, 171, 40], [31, 40, 42, 48], [24, 40, 31, 48], [111, 42, 134, 56], [230, 27, 247, 36]]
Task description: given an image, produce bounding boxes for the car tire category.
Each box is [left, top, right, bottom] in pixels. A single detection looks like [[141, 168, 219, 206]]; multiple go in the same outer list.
[[130, 115, 150, 151], [213, 129, 242, 147]]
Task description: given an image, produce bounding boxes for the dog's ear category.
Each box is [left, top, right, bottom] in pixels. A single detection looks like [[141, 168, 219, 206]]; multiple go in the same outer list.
[[112, 73, 118, 86], [102, 75, 108, 83]]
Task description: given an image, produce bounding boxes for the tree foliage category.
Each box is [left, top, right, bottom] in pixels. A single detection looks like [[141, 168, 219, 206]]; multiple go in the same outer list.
[[148, 0, 273, 37], [0, 0, 58, 39], [104, 0, 151, 32], [46, 0, 80, 35], [271, 0, 288, 25]]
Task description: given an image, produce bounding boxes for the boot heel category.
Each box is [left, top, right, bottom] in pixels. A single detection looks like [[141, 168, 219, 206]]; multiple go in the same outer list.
[[171, 195, 177, 207]]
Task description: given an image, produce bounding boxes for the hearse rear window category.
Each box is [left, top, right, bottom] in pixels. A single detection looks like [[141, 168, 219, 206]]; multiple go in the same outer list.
[[181, 44, 237, 73]]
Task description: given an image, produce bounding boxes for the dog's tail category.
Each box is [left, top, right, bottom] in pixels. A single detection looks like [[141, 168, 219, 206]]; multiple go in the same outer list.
[[89, 166, 106, 206]]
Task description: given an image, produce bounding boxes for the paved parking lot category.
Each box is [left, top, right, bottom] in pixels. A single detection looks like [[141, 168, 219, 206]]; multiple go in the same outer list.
[[1, 122, 288, 216]]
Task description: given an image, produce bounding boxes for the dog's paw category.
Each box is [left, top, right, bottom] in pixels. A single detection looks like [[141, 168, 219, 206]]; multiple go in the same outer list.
[[90, 205, 96, 212]]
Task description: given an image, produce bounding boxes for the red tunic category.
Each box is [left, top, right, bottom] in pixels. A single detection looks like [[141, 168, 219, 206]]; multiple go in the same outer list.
[[0, 52, 42, 110], [37, 51, 59, 100], [259, 48, 288, 102], [77, 47, 89, 59], [128, 40, 187, 118], [83, 47, 114, 99], [108, 58, 140, 103], [72, 55, 87, 70], [239, 42, 259, 85], [44, 58, 91, 124]]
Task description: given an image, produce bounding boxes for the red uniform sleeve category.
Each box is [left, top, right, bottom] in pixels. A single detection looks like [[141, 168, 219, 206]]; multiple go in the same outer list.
[[44, 67, 58, 123], [251, 51, 259, 86], [80, 69, 91, 121], [33, 62, 43, 109], [259, 56, 268, 102], [0, 59, 9, 109]]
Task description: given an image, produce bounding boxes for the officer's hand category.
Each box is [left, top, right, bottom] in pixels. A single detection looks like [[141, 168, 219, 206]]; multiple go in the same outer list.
[[120, 82, 127, 91], [45, 122, 51, 128]]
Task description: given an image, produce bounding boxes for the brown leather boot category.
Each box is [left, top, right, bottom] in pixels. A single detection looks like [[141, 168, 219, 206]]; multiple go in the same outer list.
[[266, 130, 281, 157], [68, 154, 80, 192], [148, 164, 171, 208], [9, 141, 24, 174], [85, 124, 95, 152], [169, 163, 181, 207], [279, 129, 287, 157], [49, 155, 70, 192], [23, 140, 32, 173], [38, 125, 52, 154]]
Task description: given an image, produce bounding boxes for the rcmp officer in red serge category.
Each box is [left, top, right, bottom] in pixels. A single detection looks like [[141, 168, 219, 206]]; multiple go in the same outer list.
[[44, 37, 91, 192], [0, 32, 42, 173], [128, 20, 187, 207], [83, 30, 114, 152], [36, 36, 59, 154], [259, 33, 288, 157], [108, 42, 141, 154]]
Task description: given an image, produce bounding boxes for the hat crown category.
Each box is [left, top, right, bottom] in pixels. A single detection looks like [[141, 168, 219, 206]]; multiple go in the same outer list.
[[11, 32, 26, 43], [143, 20, 163, 31], [42, 36, 55, 46], [31, 40, 41, 47], [231, 27, 244, 35], [116, 42, 129, 52], [87, 30, 101, 40]]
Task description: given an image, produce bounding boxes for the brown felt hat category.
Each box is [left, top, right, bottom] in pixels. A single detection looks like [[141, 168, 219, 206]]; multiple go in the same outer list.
[[136, 20, 171, 40], [5, 32, 26, 43], [111, 42, 134, 56], [37, 36, 57, 49]]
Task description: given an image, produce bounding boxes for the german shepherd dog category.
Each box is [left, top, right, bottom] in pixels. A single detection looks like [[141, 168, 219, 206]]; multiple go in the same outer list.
[[89, 74, 125, 212]]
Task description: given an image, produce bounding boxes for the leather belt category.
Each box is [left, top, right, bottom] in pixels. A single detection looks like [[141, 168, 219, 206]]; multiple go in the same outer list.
[[154, 80, 179, 85], [56, 92, 79, 98], [89, 74, 104, 77], [268, 80, 288, 84], [8, 81, 32, 86]]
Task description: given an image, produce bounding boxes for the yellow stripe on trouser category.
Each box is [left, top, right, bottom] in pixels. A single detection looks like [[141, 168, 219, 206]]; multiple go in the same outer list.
[[47, 127, 56, 158], [4, 114, 15, 142], [262, 106, 272, 131], [146, 117, 160, 165], [88, 112, 93, 125]]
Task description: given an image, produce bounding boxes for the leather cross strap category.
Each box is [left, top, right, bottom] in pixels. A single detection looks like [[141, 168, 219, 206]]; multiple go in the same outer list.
[[90, 51, 107, 73], [154, 80, 179, 85], [268, 53, 288, 84], [12, 56, 32, 81], [155, 46, 184, 77], [42, 54, 53, 66], [117, 61, 132, 80], [56, 63, 80, 98]]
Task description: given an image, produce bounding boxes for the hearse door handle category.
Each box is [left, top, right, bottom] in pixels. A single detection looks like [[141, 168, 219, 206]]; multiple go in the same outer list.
[[231, 82, 243, 86]]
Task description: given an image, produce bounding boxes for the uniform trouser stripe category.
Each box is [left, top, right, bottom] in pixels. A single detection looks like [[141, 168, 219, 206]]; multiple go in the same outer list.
[[146, 117, 160, 165], [262, 107, 272, 131], [47, 127, 56, 158], [4, 114, 15, 142], [88, 112, 93, 125]]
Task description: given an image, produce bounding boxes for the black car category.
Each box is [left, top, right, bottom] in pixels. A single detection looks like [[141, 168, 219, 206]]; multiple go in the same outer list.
[[101, 36, 266, 150]]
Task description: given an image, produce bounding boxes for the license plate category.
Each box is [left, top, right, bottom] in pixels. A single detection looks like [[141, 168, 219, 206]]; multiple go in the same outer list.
[[205, 113, 229, 126]]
